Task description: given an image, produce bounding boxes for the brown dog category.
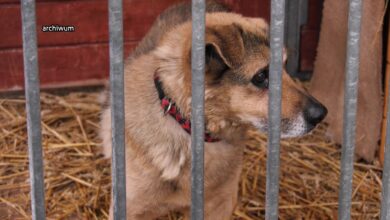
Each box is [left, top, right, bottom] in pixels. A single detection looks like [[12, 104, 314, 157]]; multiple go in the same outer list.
[[100, 2, 327, 219]]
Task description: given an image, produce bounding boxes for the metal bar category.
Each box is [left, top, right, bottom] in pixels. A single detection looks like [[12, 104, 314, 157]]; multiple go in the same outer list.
[[285, 0, 308, 77], [20, 1, 46, 219], [381, 76, 390, 220], [337, 0, 363, 220], [265, 0, 286, 219], [191, 0, 206, 219], [108, 0, 126, 218]]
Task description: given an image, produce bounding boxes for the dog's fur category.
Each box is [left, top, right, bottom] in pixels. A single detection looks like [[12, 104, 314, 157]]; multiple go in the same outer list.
[[100, 2, 327, 219]]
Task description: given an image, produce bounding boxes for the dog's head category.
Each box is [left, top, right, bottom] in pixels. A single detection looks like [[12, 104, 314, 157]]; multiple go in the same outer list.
[[155, 12, 327, 139]]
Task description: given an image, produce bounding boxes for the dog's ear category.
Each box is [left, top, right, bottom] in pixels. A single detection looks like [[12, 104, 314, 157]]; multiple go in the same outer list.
[[204, 24, 245, 81]]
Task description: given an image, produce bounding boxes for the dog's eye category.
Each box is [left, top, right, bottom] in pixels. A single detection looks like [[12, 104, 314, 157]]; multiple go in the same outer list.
[[251, 68, 269, 88]]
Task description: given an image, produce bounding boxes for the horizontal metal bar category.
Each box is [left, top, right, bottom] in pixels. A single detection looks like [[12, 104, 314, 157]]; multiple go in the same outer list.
[[108, 0, 127, 219], [20, 0, 46, 219], [381, 75, 390, 220], [338, 0, 363, 220], [265, 0, 286, 220], [191, 0, 206, 219]]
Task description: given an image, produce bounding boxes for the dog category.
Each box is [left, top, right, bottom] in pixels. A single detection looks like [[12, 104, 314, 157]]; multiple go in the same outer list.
[[100, 1, 327, 219]]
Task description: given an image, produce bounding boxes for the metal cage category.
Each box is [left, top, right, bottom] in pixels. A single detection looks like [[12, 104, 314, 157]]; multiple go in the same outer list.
[[19, 0, 390, 219]]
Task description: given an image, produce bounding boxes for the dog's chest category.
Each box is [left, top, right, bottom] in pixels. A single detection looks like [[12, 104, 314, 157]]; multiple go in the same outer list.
[[178, 141, 243, 190], [204, 141, 243, 180]]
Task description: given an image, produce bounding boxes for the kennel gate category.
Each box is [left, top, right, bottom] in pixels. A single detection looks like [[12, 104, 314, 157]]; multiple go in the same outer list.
[[19, 0, 390, 219]]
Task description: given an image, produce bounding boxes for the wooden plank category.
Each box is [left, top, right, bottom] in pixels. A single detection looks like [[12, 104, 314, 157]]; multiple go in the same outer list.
[[300, 0, 323, 72], [0, 0, 183, 49], [0, 0, 272, 49], [1, 0, 181, 4], [303, 0, 323, 28], [0, 0, 321, 91], [0, 0, 93, 4], [300, 30, 320, 71], [223, 0, 270, 20], [0, 42, 137, 91]]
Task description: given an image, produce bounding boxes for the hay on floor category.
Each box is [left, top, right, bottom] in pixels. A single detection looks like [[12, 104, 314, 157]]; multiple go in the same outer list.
[[0, 92, 383, 220]]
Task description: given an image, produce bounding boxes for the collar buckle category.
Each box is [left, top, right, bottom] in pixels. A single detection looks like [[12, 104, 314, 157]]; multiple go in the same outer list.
[[164, 100, 173, 115]]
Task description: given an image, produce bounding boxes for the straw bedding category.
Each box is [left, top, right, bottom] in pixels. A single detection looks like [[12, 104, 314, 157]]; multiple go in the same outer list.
[[0, 92, 383, 219]]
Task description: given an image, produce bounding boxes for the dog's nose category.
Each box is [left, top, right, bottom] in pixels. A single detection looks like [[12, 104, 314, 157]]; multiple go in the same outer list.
[[303, 97, 328, 126]]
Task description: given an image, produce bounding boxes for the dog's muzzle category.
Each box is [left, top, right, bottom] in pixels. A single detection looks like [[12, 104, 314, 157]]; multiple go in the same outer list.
[[303, 97, 328, 131]]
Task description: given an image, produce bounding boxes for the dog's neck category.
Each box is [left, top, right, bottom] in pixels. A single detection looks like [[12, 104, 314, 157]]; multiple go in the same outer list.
[[153, 75, 220, 142]]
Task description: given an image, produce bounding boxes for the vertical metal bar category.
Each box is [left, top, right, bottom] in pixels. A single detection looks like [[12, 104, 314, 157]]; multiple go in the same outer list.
[[191, 0, 206, 219], [20, 1, 46, 220], [108, 0, 126, 218], [381, 79, 390, 220], [285, 0, 308, 77], [338, 0, 363, 220], [265, 0, 285, 220]]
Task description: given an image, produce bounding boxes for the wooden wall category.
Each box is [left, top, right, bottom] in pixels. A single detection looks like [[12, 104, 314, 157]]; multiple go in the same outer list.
[[0, 0, 322, 91]]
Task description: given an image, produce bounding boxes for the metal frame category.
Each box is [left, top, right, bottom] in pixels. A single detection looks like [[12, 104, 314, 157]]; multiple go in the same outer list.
[[265, 0, 286, 219], [20, 0, 390, 220], [191, 0, 206, 219], [338, 1, 363, 220], [108, 0, 127, 219], [20, 0, 46, 219], [285, 0, 308, 78]]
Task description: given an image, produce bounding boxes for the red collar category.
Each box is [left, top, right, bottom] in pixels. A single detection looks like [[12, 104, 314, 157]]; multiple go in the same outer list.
[[154, 75, 220, 142]]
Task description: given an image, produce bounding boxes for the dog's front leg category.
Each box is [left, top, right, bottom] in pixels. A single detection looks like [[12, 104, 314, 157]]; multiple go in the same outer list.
[[204, 189, 238, 220], [181, 181, 239, 220], [181, 191, 238, 220], [107, 201, 162, 220]]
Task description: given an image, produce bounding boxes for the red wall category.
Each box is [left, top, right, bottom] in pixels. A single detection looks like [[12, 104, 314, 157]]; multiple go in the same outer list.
[[0, 0, 321, 91]]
